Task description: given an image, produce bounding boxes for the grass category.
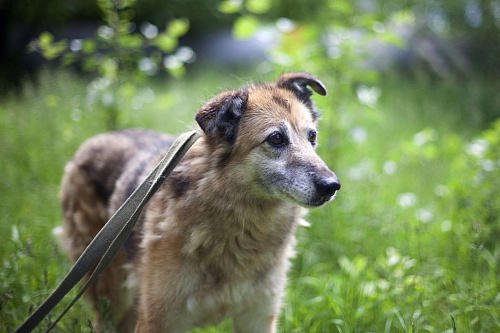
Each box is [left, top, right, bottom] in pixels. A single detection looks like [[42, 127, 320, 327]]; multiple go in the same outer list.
[[1, 68, 499, 332]]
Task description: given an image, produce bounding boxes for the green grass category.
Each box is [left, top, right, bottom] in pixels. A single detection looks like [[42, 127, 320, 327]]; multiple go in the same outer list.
[[1, 69, 499, 332]]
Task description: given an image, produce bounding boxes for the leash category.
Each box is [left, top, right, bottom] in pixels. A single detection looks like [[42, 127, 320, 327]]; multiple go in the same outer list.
[[15, 130, 200, 333]]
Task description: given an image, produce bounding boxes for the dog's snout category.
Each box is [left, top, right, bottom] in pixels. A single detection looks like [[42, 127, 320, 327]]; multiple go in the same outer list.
[[316, 177, 341, 198]]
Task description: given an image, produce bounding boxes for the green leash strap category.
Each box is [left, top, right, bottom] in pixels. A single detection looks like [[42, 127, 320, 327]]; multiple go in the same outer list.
[[15, 131, 200, 333]]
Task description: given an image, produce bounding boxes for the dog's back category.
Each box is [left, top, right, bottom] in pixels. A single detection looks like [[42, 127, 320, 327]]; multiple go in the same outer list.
[[58, 129, 174, 330]]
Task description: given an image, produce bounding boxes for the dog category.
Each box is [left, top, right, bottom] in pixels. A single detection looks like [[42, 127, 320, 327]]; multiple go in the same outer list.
[[58, 72, 340, 332]]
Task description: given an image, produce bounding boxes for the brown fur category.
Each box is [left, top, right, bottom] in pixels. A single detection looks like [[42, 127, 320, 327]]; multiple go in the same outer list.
[[58, 72, 339, 332]]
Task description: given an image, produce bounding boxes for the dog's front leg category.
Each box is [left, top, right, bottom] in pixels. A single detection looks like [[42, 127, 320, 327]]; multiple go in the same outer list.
[[135, 290, 191, 333], [134, 292, 174, 333], [232, 309, 278, 333], [134, 251, 193, 332], [232, 291, 282, 333]]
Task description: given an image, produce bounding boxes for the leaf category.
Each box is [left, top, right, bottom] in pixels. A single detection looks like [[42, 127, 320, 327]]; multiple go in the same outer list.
[[118, 81, 137, 99], [62, 53, 77, 67], [245, 0, 272, 14], [41, 39, 68, 60], [167, 18, 190, 38], [217, 0, 242, 14], [298, 276, 323, 290], [99, 58, 118, 77], [380, 32, 405, 48], [38, 32, 54, 46], [392, 10, 416, 25], [233, 16, 259, 40], [82, 40, 97, 55], [118, 33, 143, 49], [338, 256, 357, 277], [96, 0, 113, 12], [481, 249, 497, 268], [82, 57, 97, 71], [167, 64, 186, 78], [329, 0, 353, 14], [154, 33, 178, 52]]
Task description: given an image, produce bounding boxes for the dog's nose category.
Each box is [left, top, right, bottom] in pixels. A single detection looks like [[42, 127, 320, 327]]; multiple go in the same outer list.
[[316, 177, 341, 197]]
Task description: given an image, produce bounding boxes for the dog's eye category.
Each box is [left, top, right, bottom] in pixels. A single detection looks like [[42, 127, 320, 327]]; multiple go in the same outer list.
[[268, 132, 285, 147], [308, 130, 317, 144]]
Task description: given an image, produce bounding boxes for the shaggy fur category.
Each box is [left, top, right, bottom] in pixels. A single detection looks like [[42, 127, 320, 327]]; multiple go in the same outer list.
[[58, 72, 340, 332]]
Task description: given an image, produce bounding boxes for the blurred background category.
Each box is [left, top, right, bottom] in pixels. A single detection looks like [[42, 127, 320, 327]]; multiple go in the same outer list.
[[1, 0, 499, 332]]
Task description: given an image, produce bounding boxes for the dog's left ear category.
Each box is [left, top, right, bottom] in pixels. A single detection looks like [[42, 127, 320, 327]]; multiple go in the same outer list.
[[195, 89, 248, 144], [276, 72, 327, 121], [276, 72, 327, 103]]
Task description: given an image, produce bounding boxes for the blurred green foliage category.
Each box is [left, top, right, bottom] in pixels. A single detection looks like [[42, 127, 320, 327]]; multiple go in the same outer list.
[[32, 0, 193, 129], [222, 0, 499, 73], [2, 0, 499, 91], [450, 119, 500, 253], [221, 0, 387, 87], [1, 0, 500, 332]]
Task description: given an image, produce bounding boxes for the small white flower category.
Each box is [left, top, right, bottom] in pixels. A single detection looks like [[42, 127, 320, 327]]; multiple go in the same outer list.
[[276, 18, 296, 33], [386, 247, 397, 255], [441, 220, 452, 232], [413, 128, 438, 146], [176, 46, 196, 63], [466, 139, 488, 158], [88, 77, 112, 92], [140, 22, 158, 39], [11, 225, 20, 243], [97, 25, 114, 40], [416, 208, 433, 223], [388, 253, 400, 266], [327, 46, 342, 59], [397, 192, 417, 208], [383, 160, 397, 175], [413, 131, 428, 146], [163, 55, 183, 70], [350, 126, 367, 144], [357, 85, 381, 108], [434, 184, 450, 197], [69, 39, 82, 52], [138, 57, 158, 76], [482, 159, 496, 171], [403, 258, 417, 270]]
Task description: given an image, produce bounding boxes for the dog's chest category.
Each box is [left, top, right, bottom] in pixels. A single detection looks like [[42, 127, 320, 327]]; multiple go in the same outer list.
[[186, 280, 249, 324], [185, 272, 282, 325]]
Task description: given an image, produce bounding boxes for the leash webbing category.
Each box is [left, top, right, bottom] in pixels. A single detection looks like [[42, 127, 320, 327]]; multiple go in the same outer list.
[[15, 131, 200, 333]]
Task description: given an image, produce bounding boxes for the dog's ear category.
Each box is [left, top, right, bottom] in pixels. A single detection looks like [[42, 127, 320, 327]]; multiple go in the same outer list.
[[195, 89, 248, 144], [276, 72, 327, 121], [276, 71, 327, 100]]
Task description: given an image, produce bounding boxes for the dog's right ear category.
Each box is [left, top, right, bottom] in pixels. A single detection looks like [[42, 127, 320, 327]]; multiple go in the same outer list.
[[195, 90, 248, 144]]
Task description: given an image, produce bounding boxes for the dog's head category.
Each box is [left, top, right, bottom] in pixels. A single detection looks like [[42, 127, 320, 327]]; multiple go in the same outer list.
[[195, 72, 340, 207]]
